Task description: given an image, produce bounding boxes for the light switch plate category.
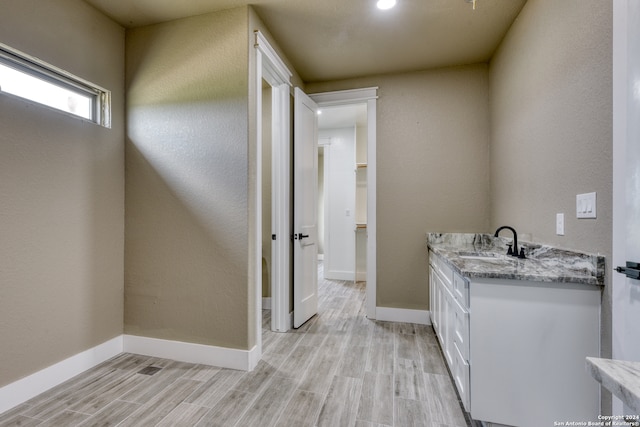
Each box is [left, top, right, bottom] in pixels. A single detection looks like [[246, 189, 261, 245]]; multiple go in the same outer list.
[[556, 213, 565, 235], [576, 192, 597, 218]]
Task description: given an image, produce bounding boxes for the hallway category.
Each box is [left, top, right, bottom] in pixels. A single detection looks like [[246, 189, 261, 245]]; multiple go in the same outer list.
[[0, 271, 469, 426]]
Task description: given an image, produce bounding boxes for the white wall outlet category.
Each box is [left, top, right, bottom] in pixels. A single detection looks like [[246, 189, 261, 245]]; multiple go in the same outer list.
[[576, 192, 597, 218], [556, 213, 565, 235]]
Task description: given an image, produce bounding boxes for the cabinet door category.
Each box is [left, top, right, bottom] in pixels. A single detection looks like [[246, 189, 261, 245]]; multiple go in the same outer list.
[[435, 271, 444, 341], [429, 265, 438, 332], [441, 281, 455, 367], [453, 341, 471, 411], [452, 294, 470, 362]]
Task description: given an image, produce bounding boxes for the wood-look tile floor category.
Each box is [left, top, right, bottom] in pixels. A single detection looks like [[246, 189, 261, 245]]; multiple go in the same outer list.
[[0, 267, 471, 427]]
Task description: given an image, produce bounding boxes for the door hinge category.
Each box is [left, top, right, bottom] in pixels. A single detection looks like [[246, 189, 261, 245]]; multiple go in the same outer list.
[[272, 234, 276, 241]]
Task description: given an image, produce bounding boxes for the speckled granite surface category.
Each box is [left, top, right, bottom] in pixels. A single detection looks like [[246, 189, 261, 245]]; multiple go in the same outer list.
[[587, 357, 640, 413], [427, 233, 605, 286]]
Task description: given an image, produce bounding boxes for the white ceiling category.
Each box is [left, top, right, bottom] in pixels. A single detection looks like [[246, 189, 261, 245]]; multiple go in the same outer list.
[[83, 0, 526, 83]]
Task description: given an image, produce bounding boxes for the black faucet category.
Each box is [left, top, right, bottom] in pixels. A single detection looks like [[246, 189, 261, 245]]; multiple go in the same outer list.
[[494, 226, 526, 259]]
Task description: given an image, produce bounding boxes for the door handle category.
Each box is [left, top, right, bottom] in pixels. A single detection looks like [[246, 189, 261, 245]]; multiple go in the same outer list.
[[299, 234, 309, 239], [615, 262, 640, 280]]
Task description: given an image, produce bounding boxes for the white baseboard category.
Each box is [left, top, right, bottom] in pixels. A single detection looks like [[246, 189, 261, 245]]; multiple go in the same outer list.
[[262, 297, 272, 310], [375, 307, 431, 325], [325, 270, 355, 281], [123, 335, 258, 371], [0, 336, 123, 415], [0, 334, 261, 416], [247, 344, 260, 371]]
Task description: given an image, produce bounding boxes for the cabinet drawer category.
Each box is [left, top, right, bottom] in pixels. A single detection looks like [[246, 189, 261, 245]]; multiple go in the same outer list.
[[431, 255, 452, 288], [452, 296, 470, 362], [453, 342, 470, 412], [437, 258, 453, 288], [453, 273, 469, 308]]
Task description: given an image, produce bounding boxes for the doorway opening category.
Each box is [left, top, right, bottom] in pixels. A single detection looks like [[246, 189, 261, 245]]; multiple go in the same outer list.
[[254, 31, 378, 362], [317, 103, 368, 284], [310, 88, 378, 320], [261, 77, 273, 314]]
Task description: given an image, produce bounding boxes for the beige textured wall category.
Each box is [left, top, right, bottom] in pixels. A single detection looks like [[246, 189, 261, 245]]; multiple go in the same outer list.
[[125, 8, 250, 349], [307, 65, 491, 309], [490, 0, 612, 253], [0, 0, 125, 387], [489, 0, 612, 411]]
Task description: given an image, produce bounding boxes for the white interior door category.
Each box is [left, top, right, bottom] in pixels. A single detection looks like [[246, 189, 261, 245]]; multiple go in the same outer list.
[[293, 87, 319, 328], [612, 0, 640, 414]]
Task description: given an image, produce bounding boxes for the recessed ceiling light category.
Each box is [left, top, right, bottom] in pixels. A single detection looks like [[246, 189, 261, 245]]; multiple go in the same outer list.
[[377, 0, 396, 10]]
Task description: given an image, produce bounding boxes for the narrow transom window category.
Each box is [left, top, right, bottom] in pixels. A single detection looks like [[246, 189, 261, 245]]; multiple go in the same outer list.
[[0, 44, 111, 127]]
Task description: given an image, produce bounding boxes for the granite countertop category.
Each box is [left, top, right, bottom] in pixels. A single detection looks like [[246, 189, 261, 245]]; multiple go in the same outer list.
[[427, 233, 605, 286], [586, 357, 640, 413]]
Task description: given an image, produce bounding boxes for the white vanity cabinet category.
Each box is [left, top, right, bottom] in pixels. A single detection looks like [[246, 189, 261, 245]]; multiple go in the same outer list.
[[428, 249, 601, 427], [469, 278, 600, 427], [428, 250, 470, 411]]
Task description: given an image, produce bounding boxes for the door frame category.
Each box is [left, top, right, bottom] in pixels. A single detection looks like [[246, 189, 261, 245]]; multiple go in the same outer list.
[[310, 88, 378, 319], [254, 34, 380, 342], [254, 31, 293, 343]]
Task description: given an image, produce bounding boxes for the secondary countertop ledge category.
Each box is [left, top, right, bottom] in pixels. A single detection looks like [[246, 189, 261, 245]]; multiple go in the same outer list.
[[586, 357, 640, 413], [427, 233, 605, 286]]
